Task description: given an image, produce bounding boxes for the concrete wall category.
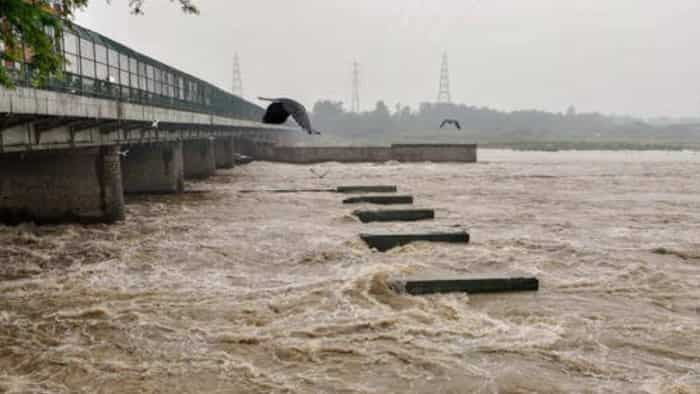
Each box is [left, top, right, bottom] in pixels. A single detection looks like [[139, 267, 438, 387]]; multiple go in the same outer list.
[[183, 138, 216, 179], [244, 143, 477, 164], [390, 144, 477, 162], [252, 145, 393, 163], [0, 146, 124, 224], [215, 136, 235, 169], [121, 141, 184, 194]]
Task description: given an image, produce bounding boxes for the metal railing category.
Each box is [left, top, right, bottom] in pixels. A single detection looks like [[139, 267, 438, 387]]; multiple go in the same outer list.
[[2, 23, 264, 122]]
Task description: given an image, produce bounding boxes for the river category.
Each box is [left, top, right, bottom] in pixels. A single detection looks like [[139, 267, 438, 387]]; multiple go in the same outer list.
[[1, 150, 698, 393]]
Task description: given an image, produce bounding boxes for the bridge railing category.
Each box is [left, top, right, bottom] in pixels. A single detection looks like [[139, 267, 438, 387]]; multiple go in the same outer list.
[[2, 23, 264, 122]]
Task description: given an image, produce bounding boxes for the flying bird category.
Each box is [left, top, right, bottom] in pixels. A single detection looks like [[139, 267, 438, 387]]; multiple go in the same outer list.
[[309, 168, 330, 179], [440, 119, 461, 130], [259, 97, 320, 135]]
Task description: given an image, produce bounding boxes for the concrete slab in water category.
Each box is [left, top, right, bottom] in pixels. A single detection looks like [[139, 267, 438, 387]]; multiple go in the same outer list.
[[360, 231, 469, 252], [240, 185, 398, 194], [353, 209, 435, 223], [343, 195, 414, 205], [391, 273, 539, 295], [336, 185, 397, 193]]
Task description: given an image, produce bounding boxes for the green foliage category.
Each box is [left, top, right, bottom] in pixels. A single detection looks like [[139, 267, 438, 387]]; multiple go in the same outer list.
[[128, 0, 198, 15], [0, 0, 198, 88], [0, 0, 80, 87]]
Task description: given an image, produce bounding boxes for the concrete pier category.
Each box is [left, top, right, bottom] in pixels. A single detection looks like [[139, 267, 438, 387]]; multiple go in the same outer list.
[[353, 209, 435, 223], [183, 138, 216, 179], [360, 231, 470, 252], [0, 146, 125, 224], [343, 195, 414, 205], [336, 185, 398, 193], [215, 136, 235, 169], [391, 273, 539, 295], [121, 141, 185, 194], [244, 144, 477, 163]]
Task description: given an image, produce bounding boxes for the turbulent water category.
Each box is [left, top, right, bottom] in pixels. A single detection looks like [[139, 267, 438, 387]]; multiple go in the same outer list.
[[1, 149, 699, 394]]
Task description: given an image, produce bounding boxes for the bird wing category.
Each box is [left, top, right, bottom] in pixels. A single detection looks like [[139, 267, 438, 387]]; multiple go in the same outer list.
[[440, 119, 448, 128], [281, 99, 319, 135], [259, 97, 320, 134], [455, 121, 461, 130], [262, 102, 291, 124]]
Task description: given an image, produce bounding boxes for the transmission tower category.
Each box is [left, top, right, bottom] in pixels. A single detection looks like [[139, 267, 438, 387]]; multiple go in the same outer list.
[[437, 52, 452, 103], [351, 61, 360, 113], [232, 53, 243, 97]]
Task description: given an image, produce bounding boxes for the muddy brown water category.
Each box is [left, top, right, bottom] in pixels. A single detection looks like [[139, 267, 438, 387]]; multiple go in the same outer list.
[[1, 150, 699, 393]]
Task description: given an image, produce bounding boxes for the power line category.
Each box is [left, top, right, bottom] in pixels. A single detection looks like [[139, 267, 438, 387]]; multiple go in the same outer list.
[[437, 52, 451, 103], [352, 60, 360, 113], [232, 53, 243, 97]]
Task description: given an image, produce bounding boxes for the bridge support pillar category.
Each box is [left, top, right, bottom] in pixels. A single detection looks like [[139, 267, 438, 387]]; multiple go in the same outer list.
[[215, 136, 235, 169], [0, 146, 125, 224], [121, 141, 185, 194], [232, 136, 255, 157], [183, 138, 216, 179]]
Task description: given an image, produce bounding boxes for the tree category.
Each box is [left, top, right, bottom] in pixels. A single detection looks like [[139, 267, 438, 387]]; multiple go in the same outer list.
[[311, 100, 346, 132], [367, 100, 391, 132], [0, 0, 198, 88]]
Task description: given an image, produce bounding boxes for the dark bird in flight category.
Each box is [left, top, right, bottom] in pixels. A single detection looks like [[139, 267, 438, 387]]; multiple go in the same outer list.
[[309, 168, 330, 179], [440, 119, 462, 130], [259, 97, 320, 135]]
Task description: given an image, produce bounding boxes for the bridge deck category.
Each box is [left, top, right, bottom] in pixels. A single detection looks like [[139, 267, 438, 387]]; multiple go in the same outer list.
[[0, 87, 296, 153]]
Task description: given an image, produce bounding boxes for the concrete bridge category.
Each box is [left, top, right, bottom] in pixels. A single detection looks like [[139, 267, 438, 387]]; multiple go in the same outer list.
[[0, 24, 297, 225]]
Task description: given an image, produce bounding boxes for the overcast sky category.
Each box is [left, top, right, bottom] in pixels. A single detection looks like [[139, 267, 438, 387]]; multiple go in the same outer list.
[[76, 0, 700, 118]]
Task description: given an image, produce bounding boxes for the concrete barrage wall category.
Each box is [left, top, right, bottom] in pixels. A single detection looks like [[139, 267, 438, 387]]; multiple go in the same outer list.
[[391, 144, 477, 162], [243, 143, 477, 163], [0, 146, 124, 224], [215, 137, 235, 169], [183, 139, 216, 179], [121, 141, 185, 194]]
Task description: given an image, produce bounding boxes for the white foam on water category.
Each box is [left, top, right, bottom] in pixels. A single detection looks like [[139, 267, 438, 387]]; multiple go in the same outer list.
[[1, 150, 699, 392]]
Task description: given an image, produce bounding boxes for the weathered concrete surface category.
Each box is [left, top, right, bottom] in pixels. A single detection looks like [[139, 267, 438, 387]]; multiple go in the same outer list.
[[121, 141, 184, 194], [239, 185, 397, 194], [360, 231, 470, 252], [251, 145, 393, 163], [215, 136, 235, 169], [183, 139, 216, 179], [0, 87, 299, 154], [353, 209, 435, 223], [0, 146, 124, 224], [243, 143, 477, 163], [239, 188, 335, 194], [0, 86, 296, 153], [336, 185, 398, 193], [391, 144, 477, 162], [391, 273, 539, 295], [343, 195, 414, 205]]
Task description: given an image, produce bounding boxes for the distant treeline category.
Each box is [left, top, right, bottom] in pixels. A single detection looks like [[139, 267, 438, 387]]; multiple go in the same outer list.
[[309, 100, 700, 148]]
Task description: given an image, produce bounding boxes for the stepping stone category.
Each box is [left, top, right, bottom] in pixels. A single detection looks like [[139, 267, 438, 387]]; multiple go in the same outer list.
[[240, 185, 397, 194], [391, 273, 539, 295], [353, 209, 434, 223], [336, 185, 397, 193], [343, 195, 414, 205], [360, 231, 469, 252]]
